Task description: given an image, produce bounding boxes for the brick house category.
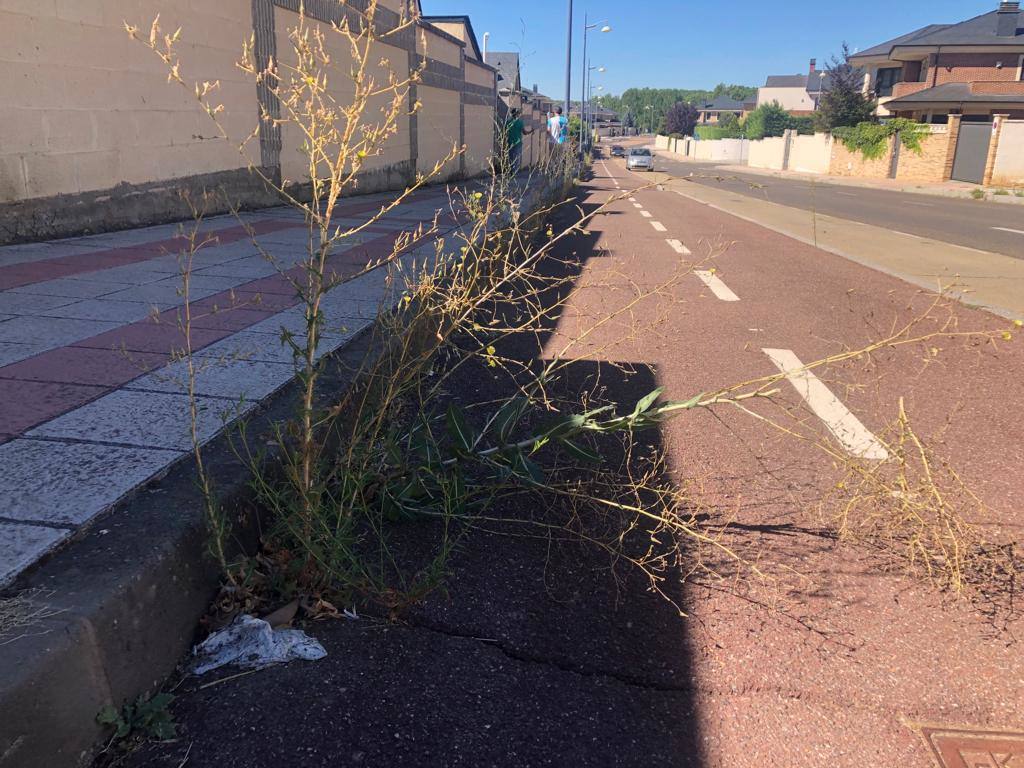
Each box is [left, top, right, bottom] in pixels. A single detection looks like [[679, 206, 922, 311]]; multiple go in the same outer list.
[[850, 0, 1024, 122], [696, 95, 754, 125]]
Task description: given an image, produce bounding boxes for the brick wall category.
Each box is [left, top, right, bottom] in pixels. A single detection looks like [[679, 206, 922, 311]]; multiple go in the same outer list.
[[934, 52, 1020, 84], [894, 130, 954, 183], [829, 136, 895, 178]]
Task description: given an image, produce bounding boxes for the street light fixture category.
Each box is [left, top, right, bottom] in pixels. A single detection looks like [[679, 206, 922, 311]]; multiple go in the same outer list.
[[580, 15, 611, 160]]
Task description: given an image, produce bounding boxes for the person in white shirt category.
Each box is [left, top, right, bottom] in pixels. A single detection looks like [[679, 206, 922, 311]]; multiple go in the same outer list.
[[547, 106, 569, 145]]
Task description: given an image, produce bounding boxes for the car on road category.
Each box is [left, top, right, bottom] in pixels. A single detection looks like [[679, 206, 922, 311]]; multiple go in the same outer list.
[[610, 145, 625, 157], [626, 147, 654, 172]]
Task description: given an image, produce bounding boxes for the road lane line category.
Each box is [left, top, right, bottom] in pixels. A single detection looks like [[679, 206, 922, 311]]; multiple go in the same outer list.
[[905, 201, 933, 207], [834, 191, 857, 197], [666, 239, 691, 255], [762, 348, 889, 460], [993, 226, 1024, 235], [694, 270, 740, 301], [650, 221, 667, 232], [633, 203, 643, 208], [629, 197, 637, 202], [640, 210, 652, 218]]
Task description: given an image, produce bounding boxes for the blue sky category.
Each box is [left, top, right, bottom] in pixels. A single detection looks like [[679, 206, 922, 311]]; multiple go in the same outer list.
[[425, 0, 1001, 97]]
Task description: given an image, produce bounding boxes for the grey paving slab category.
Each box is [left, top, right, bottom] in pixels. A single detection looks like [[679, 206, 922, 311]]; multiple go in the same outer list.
[[0, 241, 99, 268], [0, 342, 51, 368], [194, 262, 279, 279], [9, 278, 126, 299], [27, 389, 253, 451], [0, 292, 78, 315], [0, 521, 70, 586], [64, 265, 174, 286], [31, 299, 155, 324], [0, 438, 178, 526], [0, 315, 13, 324], [193, 323, 366, 366], [243, 306, 369, 339], [126, 358, 296, 402], [0, 316, 120, 347], [99, 282, 208, 307]]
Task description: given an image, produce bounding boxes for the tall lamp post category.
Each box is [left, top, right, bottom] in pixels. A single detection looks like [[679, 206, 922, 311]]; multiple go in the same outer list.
[[564, 0, 573, 116], [584, 64, 605, 150], [580, 14, 611, 160]]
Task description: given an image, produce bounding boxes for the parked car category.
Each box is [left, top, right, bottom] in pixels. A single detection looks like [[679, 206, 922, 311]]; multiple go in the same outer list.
[[610, 145, 626, 157], [626, 147, 654, 172]]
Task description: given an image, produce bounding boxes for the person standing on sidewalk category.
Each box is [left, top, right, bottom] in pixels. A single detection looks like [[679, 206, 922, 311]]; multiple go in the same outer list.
[[547, 106, 568, 145], [504, 108, 532, 175]]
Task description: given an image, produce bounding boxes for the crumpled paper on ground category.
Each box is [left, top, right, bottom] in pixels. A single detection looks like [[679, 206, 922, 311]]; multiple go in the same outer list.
[[192, 614, 327, 675]]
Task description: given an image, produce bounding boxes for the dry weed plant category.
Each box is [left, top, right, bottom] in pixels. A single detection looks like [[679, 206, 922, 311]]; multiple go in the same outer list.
[[127, 3, 1020, 626], [0, 590, 60, 646]]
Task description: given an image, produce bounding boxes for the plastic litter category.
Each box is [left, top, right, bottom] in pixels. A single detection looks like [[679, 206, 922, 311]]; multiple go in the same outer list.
[[191, 614, 327, 675]]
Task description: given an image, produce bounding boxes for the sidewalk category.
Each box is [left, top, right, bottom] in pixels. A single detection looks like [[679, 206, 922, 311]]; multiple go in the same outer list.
[[0, 187, 465, 586]]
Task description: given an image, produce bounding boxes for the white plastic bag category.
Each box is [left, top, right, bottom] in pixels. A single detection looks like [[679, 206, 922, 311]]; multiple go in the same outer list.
[[192, 614, 327, 675]]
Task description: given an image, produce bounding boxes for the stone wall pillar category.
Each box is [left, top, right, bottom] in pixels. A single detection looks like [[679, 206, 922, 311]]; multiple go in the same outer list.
[[943, 113, 962, 182], [983, 114, 1009, 187]]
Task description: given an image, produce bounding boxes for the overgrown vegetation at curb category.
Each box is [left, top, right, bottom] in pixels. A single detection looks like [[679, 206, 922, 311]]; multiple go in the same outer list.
[[120, 0, 1021, 697]]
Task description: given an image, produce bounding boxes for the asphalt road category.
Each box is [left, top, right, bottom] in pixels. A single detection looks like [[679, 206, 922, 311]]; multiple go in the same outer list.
[[629, 144, 1024, 259]]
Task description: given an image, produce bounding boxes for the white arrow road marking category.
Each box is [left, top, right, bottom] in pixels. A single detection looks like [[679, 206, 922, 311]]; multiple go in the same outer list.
[[694, 270, 739, 301], [650, 221, 667, 232], [993, 227, 1024, 235], [762, 348, 889, 460], [666, 239, 691, 255]]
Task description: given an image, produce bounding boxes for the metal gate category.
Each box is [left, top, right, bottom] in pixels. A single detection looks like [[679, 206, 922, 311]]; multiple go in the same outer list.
[[951, 122, 993, 183]]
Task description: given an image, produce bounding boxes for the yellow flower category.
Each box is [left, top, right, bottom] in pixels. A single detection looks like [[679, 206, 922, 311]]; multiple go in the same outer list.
[[486, 345, 496, 355], [1002, 331, 1013, 341], [1014, 319, 1023, 328]]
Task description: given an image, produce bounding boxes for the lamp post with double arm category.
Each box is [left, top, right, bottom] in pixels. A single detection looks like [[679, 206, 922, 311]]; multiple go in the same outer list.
[[580, 15, 611, 160]]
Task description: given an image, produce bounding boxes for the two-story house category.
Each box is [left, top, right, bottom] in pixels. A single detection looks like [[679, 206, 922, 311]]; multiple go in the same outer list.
[[850, 0, 1024, 122], [757, 60, 833, 115]]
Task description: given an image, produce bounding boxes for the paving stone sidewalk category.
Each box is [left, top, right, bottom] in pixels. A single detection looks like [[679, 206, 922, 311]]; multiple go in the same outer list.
[[0, 187, 467, 585]]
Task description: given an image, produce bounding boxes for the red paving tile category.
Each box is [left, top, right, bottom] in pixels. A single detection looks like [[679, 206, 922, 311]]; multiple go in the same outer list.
[[73, 320, 232, 355], [0, 379, 109, 433], [0, 347, 168, 386], [166, 306, 278, 332], [229, 290, 298, 312], [0, 219, 306, 291]]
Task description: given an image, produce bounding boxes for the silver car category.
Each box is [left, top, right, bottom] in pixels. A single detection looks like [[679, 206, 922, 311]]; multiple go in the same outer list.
[[626, 147, 654, 172]]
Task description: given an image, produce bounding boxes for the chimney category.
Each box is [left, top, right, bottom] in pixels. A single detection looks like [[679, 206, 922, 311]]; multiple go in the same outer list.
[[998, 1, 1020, 36], [809, 58, 817, 74]]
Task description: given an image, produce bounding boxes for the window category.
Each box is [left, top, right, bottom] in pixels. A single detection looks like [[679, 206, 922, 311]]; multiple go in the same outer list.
[[875, 67, 903, 97]]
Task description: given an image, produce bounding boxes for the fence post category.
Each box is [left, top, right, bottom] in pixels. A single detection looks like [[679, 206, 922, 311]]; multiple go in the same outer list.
[[943, 114, 962, 182], [889, 131, 901, 178], [781, 129, 794, 171]]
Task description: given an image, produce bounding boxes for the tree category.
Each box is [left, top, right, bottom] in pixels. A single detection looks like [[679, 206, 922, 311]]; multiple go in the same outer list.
[[664, 101, 698, 137], [815, 42, 876, 131], [716, 111, 743, 136], [743, 102, 790, 140], [712, 83, 757, 102]]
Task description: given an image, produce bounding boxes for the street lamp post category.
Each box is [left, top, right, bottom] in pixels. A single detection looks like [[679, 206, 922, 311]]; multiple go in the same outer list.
[[584, 64, 605, 149], [564, 0, 572, 116], [580, 15, 611, 161]]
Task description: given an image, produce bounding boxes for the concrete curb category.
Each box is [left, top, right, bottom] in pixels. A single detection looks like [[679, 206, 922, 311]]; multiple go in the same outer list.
[[0, 174, 569, 768]]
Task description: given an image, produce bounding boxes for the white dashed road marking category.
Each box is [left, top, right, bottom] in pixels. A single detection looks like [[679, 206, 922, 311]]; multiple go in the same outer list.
[[666, 239, 691, 255], [993, 227, 1024, 235], [905, 201, 933, 207], [633, 203, 643, 208], [694, 270, 740, 302], [762, 348, 889, 460], [640, 210, 652, 218], [629, 197, 637, 202], [650, 221, 667, 232]]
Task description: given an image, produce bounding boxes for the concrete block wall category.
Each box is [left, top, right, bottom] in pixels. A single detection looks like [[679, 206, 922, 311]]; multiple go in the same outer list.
[[0, 0, 498, 243], [0, 0, 257, 203], [788, 133, 830, 174], [990, 120, 1024, 187], [748, 136, 787, 170]]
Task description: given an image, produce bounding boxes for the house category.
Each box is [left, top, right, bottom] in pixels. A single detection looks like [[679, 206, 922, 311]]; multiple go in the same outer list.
[[420, 14, 485, 61], [696, 95, 754, 124], [850, 0, 1024, 121], [757, 59, 833, 115]]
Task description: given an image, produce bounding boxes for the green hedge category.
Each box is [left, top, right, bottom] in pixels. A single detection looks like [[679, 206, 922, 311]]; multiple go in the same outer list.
[[695, 125, 743, 140]]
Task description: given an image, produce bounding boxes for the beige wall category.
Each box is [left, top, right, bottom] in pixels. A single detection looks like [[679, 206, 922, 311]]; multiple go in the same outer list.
[[991, 120, 1024, 187], [416, 85, 461, 177], [464, 104, 494, 175], [0, 0, 256, 202], [748, 136, 786, 170], [788, 133, 830, 174], [0, 0, 496, 235], [756, 87, 814, 112], [274, 7, 411, 185]]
